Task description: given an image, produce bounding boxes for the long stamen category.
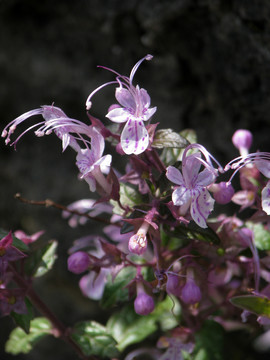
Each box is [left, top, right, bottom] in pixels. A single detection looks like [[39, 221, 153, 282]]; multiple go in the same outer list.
[[183, 143, 224, 173], [85, 81, 118, 110], [129, 54, 153, 85]]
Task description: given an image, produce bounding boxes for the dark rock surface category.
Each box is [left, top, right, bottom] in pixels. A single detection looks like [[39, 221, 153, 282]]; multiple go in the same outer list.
[[1, 0, 270, 359]]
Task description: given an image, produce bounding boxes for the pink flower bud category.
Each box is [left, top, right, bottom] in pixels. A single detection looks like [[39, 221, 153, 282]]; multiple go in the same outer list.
[[181, 269, 202, 304], [232, 129, 253, 156], [67, 251, 90, 274], [166, 274, 181, 296], [212, 182, 235, 204], [128, 233, 147, 255], [134, 291, 155, 315]]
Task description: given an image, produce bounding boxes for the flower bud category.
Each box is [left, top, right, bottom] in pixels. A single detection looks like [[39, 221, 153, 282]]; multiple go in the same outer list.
[[166, 274, 181, 296], [134, 291, 155, 316], [67, 251, 90, 274], [181, 269, 202, 304], [232, 129, 253, 156], [212, 182, 235, 204], [128, 233, 147, 255]]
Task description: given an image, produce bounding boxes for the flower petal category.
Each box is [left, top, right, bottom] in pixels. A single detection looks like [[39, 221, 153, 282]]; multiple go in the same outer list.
[[121, 119, 149, 155], [256, 159, 270, 178], [172, 186, 191, 206], [166, 166, 184, 186], [115, 87, 136, 110], [262, 181, 270, 215], [183, 154, 202, 188], [190, 189, 214, 228], [106, 107, 130, 123], [143, 106, 157, 121], [196, 168, 216, 187]]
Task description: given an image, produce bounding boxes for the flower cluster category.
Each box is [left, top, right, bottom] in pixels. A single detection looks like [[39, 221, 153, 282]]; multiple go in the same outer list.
[[2, 55, 270, 360]]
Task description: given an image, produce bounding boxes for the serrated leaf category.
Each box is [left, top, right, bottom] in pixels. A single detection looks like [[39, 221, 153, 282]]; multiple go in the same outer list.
[[11, 298, 34, 333], [152, 129, 189, 149], [230, 295, 270, 318], [160, 129, 197, 166], [246, 222, 270, 250], [25, 241, 58, 277], [107, 296, 180, 351], [100, 267, 136, 308], [107, 305, 157, 352], [110, 183, 143, 215], [71, 321, 119, 358], [5, 317, 52, 355], [193, 320, 225, 360]]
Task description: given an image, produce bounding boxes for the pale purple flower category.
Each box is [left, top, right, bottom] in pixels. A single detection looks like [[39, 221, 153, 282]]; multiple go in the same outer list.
[[166, 152, 217, 228], [75, 126, 112, 193], [181, 268, 202, 305], [86, 55, 157, 155], [225, 152, 270, 215], [2, 105, 112, 193]]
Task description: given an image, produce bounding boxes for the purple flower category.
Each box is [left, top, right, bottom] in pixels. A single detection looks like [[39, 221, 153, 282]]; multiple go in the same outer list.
[[166, 152, 217, 228], [86, 55, 157, 155], [2, 105, 112, 194], [0, 232, 26, 275], [0, 288, 27, 316]]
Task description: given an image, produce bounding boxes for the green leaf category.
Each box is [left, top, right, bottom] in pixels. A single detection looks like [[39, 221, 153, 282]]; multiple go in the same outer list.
[[164, 221, 220, 245], [246, 222, 270, 250], [110, 183, 143, 215], [107, 305, 157, 352], [230, 295, 270, 318], [160, 129, 197, 166], [5, 317, 52, 355], [107, 296, 180, 351], [193, 320, 225, 360], [11, 298, 34, 333], [152, 129, 189, 149], [71, 321, 119, 358], [25, 240, 58, 277], [100, 267, 136, 308]]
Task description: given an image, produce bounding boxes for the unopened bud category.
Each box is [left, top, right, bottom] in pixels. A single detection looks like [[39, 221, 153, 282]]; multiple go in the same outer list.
[[212, 182, 235, 204], [134, 291, 155, 315], [128, 233, 147, 255], [232, 129, 253, 156], [67, 251, 90, 274]]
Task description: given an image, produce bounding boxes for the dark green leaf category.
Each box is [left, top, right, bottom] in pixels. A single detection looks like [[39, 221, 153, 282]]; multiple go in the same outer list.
[[230, 295, 270, 318], [5, 317, 52, 355], [193, 320, 225, 360], [152, 129, 189, 149], [100, 267, 136, 308], [164, 221, 220, 245], [72, 321, 119, 358], [11, 298, 34, 333]]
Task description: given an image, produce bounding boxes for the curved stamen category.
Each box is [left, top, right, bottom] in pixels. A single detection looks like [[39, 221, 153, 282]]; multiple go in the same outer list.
[[182, 143, 224, 173], [85, 80, 118, 110], [129, 54, 153, 85]]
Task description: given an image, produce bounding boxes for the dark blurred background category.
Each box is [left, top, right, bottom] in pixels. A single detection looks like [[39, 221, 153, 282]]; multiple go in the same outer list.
[[1, 0, 270, 359]]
